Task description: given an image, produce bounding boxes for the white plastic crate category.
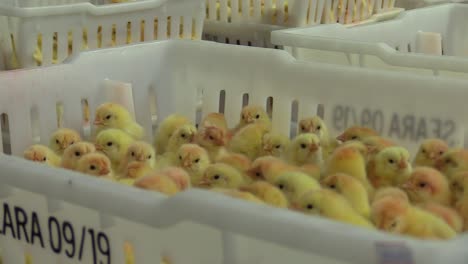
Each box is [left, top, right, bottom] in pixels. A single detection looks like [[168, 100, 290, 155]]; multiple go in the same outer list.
[[0, 0, 205, 70], [203, 0, 402, 48], [272, 3, 468, 78], [0, 40, 468, 263], [395, 0, 467, 9]]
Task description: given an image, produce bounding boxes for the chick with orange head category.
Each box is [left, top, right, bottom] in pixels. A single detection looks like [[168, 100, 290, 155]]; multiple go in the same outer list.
[[49, 128, 81, 155], [24, 144, 61, 167], [61, 142, 96, 170], [361, 136, 396, 158], [93, 103, 143, 140], [421, 203, 463, 233], [176, 144, 210, 186], [134, 172, 179, 196], [321, 173, 370, 218], [196, 125, 228, 161], [121, 141, 156, 179], [371, 196, 456, 240], [336, 126, 379, 143], [367, 146, 412, 188], [200, 112, 228, 131], [298, 116, 336, 158], [401, 167, 451, 206], [259, 132, 289, 158], [159, 167, 191, 191], [373, 187, 409, 204], [217, 152, 252, 174], [247, 156, 291, 183], [76, 152, 114, 180], [435, 149, 468, 180], [413, 139, 449, 168], [233, 105, 271, 133]]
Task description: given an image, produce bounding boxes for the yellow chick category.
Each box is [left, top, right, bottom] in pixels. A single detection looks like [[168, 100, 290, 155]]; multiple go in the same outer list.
[[153, 114, 191, 155], [420, 202, 463, 233], [217, 152, 252, 174], [401, 167, 451, 206], [176, 144, 211, 186], [49, 128, 81, 155], [361, 136, 396, 157], [159, 167, 191, 191], [371, 197, 456, 239], [367, 146, 412, 188], [336, 126, 379, 142], [239, 181, 289, 208], [321, 173, 370, 218], [298, 116, 335, 158], [413, 139, 449, 168], [61, 142, 96, 170], [274, 171, 321, 203], [211, 188, 264, 204], [450, 171, 468, 203], [93, 103, 144, 140], [285, 133, 323, 166], [200, 112, 228, 131], [120, 141, 156, 179], [95, 129, 134, 173], [435, 148, 468, 180], [247, 156, 291, 183], [134, 172, 180, 196], [229, 123, 270, 160], [259, 132, 290, 158], [300, 164, 322, 181], [233, 105, 271, 133], [292, 189, 374, 229], [198, 163, 245, 189], [76, 153, 114, 180], [23, 144, 61, 167], [165, 124, 198, 153], [195, 125, 228, 161], [372, 187, 409, 204], [325, 145, 374, 195]]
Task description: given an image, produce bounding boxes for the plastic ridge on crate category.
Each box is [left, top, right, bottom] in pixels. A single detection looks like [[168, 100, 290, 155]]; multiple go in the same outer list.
[[0, 0, 205, 70], [271, 3, 468, 78], [0, 40, 468, 263], [203, 0, 400, 48]]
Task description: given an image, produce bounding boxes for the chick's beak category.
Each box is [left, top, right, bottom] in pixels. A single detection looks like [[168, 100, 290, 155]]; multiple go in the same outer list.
[[428, 152, 437, 160], [336, 134, 345, 142], [400, 182, 412, 190], [289, 202, 301, 211], [181, 158, 191, 168], [95, 144, 103, 151], [100, 167, 110, 176], [197, 178, 211, 188], [93, 119, 103, 126], [246, 115, 254, 123], [398, 160, 408, 170], [309, 144, 319, 152]]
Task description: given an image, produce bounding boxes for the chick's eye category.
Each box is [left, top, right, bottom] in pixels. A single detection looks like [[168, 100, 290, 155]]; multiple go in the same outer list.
[[446, 159, 451, 164], [147, 155, 152, 159], [90, 165, 96, 170], [390, 222, 398, 228], [107, 142, 113, 147], [329, 184, 336, 189], [300, 144, 307, 149], [419, 182, 427, 188], [75, 151, 81, 157], [70, 141, 75, 145], [43, 157, 47, 161], [316, 126, 321, 130], [131, 152, 135, 157], [181, 133, 186, 138], [194, 158, 200, 163], [55, 139, 60, 144], [209, 136, 214, 140], [278, 184, 284, 190], [306, 204, 314, 210], [351, 136, 358, 140], [105, 115, 112, 120], [439, 151, 444, 155], [421, 149, 426, 154], [275, 145, 281, 149], [213, 175, 220, 180], [388, 159, 395, 164], [255, 114, 260, 119], [179, 155, 182, 160]]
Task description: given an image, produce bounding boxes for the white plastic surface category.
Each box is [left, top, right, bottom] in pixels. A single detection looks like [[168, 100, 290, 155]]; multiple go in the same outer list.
[[0, 0, 205, 70], [0, 40, 468, 263], [272, 3, 468, 78], [203, 0, 399, 48]]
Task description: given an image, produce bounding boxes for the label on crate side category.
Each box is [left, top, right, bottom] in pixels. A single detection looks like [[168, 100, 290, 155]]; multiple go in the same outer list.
[[375, 242, 414, 264], [0, 202, 111, 264], [331, 104, 460, 147]]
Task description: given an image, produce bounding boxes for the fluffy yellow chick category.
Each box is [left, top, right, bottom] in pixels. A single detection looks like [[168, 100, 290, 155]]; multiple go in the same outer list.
[[298, 116, 336, 158], [325, 145, 374, 195], [373, 187, 409, 204], [153, 114, 191, 155], [229, 123, 270, 160], [413, 139, 449, 167], [134, 172, 180, 196], [450, 171, 468, 203], [300, 164, 322, 181], [93, 103, 144, 140], [120, 141, 156, 179], [95, 129, 135, 172], [421, 202, 463, 233], [176, 144, 211, 186], [371, 197, 456, 240], [435, 149, 468, 180], [211, 188, 264, 204], [217, 152, 252, 174], [285, 133, 323, 166], [233, 105, 271, 133], [49, 128, 81, 155], [76, 153, 114, 180], [23, 144, 61, 167], [401, 167, 451, 206], [247, 156, 291, 183], [367, 146, 412, 188], [292, 189, 374, 229], [321, 173, 370, 218], [61, 142, 96, 170], [159, 167, 191, 191], [200, 112, 228, 131], [198, 163, 245, 189], [259, 132, 289, 158], [274, 171, 321, 203], [195, 125, 228, 161], [361, 136, 396, 157], [336, 126, 379, 142], [239, 181, 288, 208], [165, 124, 197, 153]]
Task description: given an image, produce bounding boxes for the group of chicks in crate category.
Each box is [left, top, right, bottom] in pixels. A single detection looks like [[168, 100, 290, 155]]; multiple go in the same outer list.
[[22, 102, 468, 241]]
